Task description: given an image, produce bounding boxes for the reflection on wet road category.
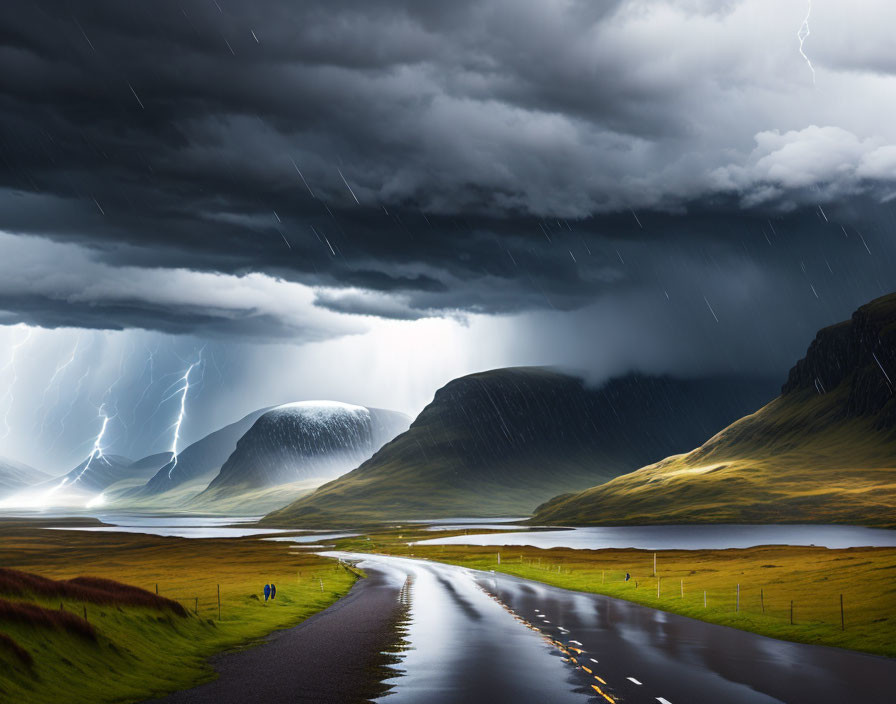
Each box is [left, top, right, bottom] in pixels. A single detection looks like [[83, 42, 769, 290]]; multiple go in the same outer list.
[[328, 552, 896, 704], [328, 552, 589, 703]]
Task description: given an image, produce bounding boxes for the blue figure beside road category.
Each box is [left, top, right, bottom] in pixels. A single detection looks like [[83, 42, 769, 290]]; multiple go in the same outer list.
[[264, 584, 271, 602], [270, 583, 277, 600]]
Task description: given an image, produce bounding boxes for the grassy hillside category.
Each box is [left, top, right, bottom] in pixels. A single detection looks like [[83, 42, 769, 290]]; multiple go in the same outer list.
[[533, 292, 896, 527], [264, 368, 776, 525], [0, 520, 355, 704]]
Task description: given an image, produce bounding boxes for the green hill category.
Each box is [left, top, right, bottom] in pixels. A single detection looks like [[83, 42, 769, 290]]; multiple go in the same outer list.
[[532, 293, 896, 527], [262, 368, 776, 525]]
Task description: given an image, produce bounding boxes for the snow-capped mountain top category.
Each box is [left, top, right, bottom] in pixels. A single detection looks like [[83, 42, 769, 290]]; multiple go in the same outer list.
[[196, 401, 410, 497], [268, 400, 370, 420]]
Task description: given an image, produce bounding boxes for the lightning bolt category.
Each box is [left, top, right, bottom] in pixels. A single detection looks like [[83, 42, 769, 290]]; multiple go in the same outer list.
[[164, 358, 200, 478], [130, 347, 157, 425], [797, 1, 815, 85], [36, 336, 82, 440], [105, 342, 133, 439], [71, 407, 112, 484], [0, 328, 33, 441], [49, 365, 91, 452]]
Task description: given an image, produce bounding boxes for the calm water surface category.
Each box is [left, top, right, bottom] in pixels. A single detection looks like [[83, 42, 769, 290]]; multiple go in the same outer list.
[[46, 514, 291, 538], [416, 523, 896, 550]]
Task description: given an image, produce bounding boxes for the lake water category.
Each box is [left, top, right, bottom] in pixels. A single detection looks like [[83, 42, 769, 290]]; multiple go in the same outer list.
[[38, 514, 896, 549], [262, 533, 360, 544], [406, 517, 528, 524], [45, 514, 294, 538], [400, 517, 530, 531], [415, 523, 896, 550], [43, 513, 365, 540]]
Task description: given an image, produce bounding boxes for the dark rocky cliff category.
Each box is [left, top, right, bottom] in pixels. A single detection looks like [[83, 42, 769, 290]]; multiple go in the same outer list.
[[782, 292, 895, 427]]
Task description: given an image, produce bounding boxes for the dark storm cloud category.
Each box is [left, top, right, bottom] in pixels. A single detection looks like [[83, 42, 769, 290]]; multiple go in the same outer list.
[[0, 0, 894, 340]]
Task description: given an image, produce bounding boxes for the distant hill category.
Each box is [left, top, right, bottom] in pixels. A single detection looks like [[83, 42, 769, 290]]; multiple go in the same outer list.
[[0, 458, 51, 494], [128, 452, 173, 472], [127, 407, 270, 498], [55, 454, 154, 494], [193, 401, 410, 509], [263, 368, 777, 525], [533, 293, 896, 527]]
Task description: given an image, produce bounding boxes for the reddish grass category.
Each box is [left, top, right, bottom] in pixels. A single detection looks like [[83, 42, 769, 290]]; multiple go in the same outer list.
[[0, 569, 186, 616], [0, 631, 34, 667], [0, 598, 96, 640]]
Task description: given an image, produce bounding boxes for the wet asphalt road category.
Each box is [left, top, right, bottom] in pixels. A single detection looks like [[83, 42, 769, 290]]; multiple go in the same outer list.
[[333, 552, 896, 704], [147, 552, 896, 704]]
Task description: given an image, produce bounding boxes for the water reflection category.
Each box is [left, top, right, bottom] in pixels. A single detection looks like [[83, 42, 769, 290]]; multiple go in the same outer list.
[[327, 552, 590, 704], [416, 523, 896, 550]]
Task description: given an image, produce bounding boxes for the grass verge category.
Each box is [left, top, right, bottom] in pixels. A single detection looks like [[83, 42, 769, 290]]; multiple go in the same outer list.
[[0, 521, 356, 704]]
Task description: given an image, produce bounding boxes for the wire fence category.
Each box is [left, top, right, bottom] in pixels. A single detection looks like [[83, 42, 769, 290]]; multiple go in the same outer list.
[[147, 561, 358, 621], [505, 554, 889, 633]]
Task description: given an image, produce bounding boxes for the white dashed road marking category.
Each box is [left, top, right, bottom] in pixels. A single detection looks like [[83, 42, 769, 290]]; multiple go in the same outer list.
[[627, 677, 643, 685], [589, 658, 598, 663], [657, 698, 673, 704]]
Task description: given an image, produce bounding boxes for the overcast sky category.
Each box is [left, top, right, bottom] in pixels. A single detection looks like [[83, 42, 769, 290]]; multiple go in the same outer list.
[[1, 0, 894, 472]]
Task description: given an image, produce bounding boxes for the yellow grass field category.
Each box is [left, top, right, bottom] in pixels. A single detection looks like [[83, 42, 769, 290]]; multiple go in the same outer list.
[[0, 520, 355, 704]]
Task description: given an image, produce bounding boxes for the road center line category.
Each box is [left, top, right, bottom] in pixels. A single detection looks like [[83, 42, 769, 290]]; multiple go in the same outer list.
[[627, 677, 643, 685]]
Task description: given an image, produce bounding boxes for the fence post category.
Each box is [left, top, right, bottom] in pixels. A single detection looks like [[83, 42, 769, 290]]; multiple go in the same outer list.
[[602, 570, 604, 585], [703, 590, 706, 608], [194, 597, 198, 615], [657, 578, 660, 599], [319, 578, 324, 592], [736, 584, 739, 612], [680, 580, 683, 598], [840, 594, 844, 631], [497, 553, 501, 565], [653, 553, 657, 577], [790, 600, 793, 625], [217, 584, 221, 621], [760, 588, 764, 614], [155, 583, 158, 595]]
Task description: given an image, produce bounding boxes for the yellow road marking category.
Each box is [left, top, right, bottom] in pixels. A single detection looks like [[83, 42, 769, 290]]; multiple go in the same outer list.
[[591, 684, 615, 703]]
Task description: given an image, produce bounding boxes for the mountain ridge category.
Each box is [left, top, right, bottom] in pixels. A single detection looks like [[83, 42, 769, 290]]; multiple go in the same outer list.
[[263, 368, 778, 525], [532, 292, 896, 527], [196, 402, 410, 502]]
